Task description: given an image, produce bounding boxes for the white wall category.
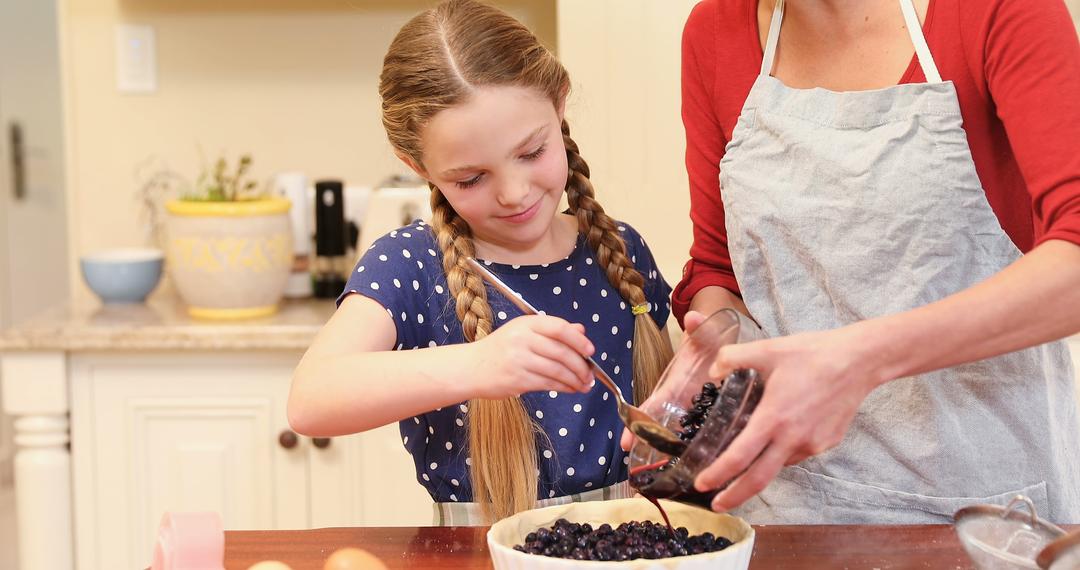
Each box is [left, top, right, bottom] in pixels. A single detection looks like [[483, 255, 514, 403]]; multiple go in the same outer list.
[[59, 0, 556, 305], [557, 0, 699, 286]]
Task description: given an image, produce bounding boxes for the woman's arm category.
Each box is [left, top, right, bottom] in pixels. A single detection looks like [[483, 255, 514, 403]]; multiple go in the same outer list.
[[671, 1, 743, 327], [695, 239, 1080, 512], [287, 294, 595, 437], [871, 239, 1080, 381], [689, 286, 751, 321]]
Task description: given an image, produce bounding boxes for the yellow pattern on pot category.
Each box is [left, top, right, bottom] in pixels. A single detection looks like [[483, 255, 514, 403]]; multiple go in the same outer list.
[[165, 199, 294, 319]]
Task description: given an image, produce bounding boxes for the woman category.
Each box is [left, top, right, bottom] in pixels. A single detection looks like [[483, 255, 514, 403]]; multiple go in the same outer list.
[[669, 0, 1080, 523]]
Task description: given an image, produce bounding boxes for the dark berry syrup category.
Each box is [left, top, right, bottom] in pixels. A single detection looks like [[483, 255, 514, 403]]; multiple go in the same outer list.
[[643, 494, 675, 535]]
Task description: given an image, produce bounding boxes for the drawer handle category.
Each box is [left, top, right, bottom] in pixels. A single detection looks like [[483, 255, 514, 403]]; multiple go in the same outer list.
[[312, 437, 332, 449], [278, 429, 299, 449]]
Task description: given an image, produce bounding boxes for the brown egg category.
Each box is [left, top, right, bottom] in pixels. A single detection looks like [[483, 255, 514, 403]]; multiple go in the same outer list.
[[323, 547, 389, 570], [246, 561, 293, 570]]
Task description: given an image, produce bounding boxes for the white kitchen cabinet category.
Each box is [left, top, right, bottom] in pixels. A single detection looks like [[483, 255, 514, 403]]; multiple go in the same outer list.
[[68, 350, 430, 570], [0, 297, 433, 570]]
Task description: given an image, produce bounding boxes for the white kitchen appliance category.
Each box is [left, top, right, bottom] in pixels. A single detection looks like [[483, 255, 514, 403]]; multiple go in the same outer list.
[[356, 174, 432, 255]]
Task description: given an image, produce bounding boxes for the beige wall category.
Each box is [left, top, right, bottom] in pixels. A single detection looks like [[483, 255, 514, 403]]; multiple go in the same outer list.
[[59, 0, 1080, 304], [61, 0, 555, 303], [557, 0, 699, 287]]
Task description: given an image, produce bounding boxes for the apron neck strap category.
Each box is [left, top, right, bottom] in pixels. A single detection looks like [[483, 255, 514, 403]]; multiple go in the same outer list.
[[759, 0, 785, 77], [759, 0, 943, 84], [899, 0, 942, 83]]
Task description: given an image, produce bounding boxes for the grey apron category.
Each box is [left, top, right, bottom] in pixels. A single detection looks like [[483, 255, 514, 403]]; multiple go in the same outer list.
[[720, 0, 1080, 523]]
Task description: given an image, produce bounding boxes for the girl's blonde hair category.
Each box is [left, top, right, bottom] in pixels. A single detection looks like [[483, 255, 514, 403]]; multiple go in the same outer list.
[[379, 0, 673, 522]]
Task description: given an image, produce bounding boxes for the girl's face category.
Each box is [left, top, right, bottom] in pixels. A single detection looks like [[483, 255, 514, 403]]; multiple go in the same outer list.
[[412, 85, 570, 255]]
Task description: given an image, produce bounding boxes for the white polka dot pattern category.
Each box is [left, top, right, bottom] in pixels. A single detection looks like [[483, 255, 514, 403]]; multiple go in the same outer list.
[[338, 220, 672, 503]]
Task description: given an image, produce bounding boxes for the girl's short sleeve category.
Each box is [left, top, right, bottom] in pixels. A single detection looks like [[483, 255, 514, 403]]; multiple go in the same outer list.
[[337, 223, 437, 350], [619, 223, 673, 330]]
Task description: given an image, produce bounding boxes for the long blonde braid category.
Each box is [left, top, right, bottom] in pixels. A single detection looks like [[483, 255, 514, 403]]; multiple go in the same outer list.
[[430, 185, 540, 522], [562, 120, 674, 405]]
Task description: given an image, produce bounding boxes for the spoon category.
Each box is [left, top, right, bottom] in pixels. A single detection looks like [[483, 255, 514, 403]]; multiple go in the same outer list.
[[1037, 528, 1080, 569], [465, 257, 688, 457]]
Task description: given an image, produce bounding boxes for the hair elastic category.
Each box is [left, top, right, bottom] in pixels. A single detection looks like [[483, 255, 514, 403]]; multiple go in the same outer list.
[[631, 303, 649, 316]]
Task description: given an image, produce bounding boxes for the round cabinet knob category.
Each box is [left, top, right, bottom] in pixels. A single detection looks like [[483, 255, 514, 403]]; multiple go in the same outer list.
[[312, 437, 332, 449], [278, 430, 299, 449]]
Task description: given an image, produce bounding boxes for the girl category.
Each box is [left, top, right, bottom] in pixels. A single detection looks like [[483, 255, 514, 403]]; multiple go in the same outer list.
[[288, 0, 674, 524]]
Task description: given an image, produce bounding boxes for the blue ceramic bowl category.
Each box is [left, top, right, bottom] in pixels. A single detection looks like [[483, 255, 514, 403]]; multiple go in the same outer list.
[[80, 248, 164, 304]]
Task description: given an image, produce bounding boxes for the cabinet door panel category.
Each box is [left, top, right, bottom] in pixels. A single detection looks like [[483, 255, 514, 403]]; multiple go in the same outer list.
[[71, 352, 305, 570], [309, 423, 431, 527]]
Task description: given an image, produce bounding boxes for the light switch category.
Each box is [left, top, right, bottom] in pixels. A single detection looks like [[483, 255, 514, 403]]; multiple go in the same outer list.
[[115, 24, 157, 93]]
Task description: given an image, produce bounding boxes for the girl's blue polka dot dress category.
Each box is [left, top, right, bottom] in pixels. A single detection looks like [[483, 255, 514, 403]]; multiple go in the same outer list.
[[338, 219, 672, 503]]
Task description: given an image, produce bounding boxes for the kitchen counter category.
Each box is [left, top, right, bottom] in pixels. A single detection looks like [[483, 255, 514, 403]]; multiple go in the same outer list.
[[221, 524, 1020, 569], [0, 292, 344, 570], [0, 292, 337, 351]]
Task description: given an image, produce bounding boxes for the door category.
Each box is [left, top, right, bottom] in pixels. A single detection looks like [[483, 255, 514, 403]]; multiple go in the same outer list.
[[0, 0, 72, 485], [0, 0, 71, 325]]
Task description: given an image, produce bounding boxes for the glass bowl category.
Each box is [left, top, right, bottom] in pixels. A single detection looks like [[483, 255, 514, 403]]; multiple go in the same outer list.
[[954, 495, 1066, 570], [627, 309, 766, 507]]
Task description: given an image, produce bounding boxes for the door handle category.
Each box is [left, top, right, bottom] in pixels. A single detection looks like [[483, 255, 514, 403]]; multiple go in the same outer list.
[[8, 122, 25, 200]]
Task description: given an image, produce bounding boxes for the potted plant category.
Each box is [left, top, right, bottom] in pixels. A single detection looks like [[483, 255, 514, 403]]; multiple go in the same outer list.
[[140, 153, 293, 319]]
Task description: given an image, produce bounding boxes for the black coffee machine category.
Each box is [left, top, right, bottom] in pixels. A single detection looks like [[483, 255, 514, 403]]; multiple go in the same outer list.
[[312, 179, 358, 298]]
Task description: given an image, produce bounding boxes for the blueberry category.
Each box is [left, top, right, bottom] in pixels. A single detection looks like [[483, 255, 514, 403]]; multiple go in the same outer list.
[[514, 517, 734, 560]]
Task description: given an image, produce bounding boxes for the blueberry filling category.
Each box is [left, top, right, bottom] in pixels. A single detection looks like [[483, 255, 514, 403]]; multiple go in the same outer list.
[[512, 518, 733, 560]]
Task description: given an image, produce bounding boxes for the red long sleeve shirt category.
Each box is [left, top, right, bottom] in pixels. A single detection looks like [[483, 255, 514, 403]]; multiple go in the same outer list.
[[672, 0, 1080, 324]]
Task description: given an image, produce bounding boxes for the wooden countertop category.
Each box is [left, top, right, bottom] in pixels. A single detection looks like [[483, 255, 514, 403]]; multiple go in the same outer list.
[[223, 524, 987, 569], [0, 291, 336, 352]]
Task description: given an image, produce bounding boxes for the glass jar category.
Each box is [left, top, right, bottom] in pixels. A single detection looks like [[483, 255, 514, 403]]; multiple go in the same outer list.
[[628, 308, 766, 507]]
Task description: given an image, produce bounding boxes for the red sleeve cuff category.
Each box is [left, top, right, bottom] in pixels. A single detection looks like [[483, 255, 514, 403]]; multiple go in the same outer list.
[[671, 259, 741, 329], [1035, 228, 1080, 249]]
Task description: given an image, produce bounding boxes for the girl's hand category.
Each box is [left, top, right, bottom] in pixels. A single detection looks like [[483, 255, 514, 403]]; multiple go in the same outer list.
[[693, 323, 885, 512], [465, 314, 596, 399], [619, 310, 710, 451]]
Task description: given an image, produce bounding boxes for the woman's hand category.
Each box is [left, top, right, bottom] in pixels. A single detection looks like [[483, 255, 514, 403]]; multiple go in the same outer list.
[[694, 322, 885, 512], [464, 314, 595, 399]]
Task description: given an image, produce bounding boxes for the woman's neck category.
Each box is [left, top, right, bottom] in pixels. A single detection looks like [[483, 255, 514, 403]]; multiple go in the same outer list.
[[472, 213, 579, 266], [759, 0, 930, 91]]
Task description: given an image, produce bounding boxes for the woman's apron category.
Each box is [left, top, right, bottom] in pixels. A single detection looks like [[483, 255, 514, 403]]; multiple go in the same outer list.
[[720, 0, 1080, 523]]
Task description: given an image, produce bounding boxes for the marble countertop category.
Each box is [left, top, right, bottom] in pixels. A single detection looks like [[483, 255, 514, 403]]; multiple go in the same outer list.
[[0, 291, 337, 352]]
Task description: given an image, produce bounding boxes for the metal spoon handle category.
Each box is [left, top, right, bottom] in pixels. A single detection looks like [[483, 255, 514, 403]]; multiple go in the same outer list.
[[464, 257, 625, 400]]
